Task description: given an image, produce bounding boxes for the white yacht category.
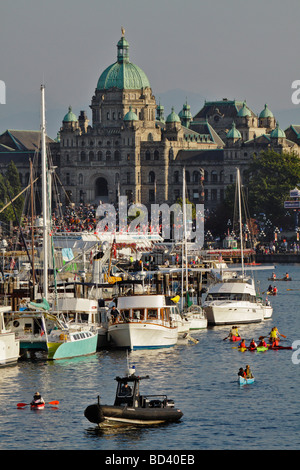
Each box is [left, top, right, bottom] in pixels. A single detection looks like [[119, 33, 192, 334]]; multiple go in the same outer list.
[[203, 168, 272, 325], [107, 294, 178, 350], [0, 306, 19, 366], [202, 276, 266, 325]]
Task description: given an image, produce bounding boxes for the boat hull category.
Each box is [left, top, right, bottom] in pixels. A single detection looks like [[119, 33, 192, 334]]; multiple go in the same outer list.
[[238, 376, 255, 385], [30, 403, 45, 410], [204, 303, 264, 325], [48, 334, 98, 360], [84, 403, 183, 425], [108, 322, 178, 350], [0, 333, 20, 366]]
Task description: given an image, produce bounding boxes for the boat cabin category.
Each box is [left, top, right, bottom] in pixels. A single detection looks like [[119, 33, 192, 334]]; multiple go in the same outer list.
[[113, 374, 175, 409]]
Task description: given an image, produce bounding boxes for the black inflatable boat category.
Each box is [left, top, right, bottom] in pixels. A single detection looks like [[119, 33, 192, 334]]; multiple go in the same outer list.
[[84, 366, 183, 425]]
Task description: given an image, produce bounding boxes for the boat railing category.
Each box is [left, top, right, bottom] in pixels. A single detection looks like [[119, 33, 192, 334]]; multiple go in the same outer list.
[[141, 394, 174, 408]]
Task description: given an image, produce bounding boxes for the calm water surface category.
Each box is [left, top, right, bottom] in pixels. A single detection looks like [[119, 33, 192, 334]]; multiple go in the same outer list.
[[1, 263, 300, 451]]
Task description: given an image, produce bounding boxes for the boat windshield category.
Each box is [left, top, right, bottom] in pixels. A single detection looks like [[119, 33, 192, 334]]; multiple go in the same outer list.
[[206, 293, 256, 302]]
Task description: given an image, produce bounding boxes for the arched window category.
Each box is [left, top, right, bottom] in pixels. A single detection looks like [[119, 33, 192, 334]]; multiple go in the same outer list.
[[145, 150, 151, 160], [78, 174, 83, 184], [185, 170, 190, 183], [106, 151, 111, 161], [192, 171, 199, 183], [174, 171, 179, 183], [89, 151, 94, 161], [211, 171, 218, 183], [97, 151, 103, 161], [148, 133, 153, 142], [149, 171, 155, 183], [80, 151, 86, 162], [154, 150, 159, 160]]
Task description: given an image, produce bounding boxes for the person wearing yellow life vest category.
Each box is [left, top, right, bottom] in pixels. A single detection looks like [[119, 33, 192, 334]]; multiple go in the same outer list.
[[229, 326, 240, 339], [269, 327, 280, 342]]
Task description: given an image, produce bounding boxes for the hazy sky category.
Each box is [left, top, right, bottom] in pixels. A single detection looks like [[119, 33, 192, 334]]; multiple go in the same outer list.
[[1, 0, 300, 138]]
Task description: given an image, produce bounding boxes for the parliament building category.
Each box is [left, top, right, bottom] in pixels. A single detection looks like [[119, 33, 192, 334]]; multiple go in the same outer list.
[[1, 30, 300, 212]]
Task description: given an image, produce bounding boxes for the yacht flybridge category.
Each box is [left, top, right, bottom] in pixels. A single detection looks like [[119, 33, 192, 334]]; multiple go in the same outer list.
[[203, 168, 272, 325]]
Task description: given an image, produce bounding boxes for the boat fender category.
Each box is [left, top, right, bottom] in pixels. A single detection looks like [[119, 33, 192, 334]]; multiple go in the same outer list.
[[84, 401, 105, 424]]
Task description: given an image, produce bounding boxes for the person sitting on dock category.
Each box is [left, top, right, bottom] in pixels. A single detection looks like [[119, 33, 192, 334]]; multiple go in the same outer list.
[[245, 365, 253, 378]]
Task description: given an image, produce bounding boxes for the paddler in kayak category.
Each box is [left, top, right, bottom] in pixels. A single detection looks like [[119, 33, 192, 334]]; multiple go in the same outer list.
[[30, 392, 45, 407], [248, 339, 257, 350], [229, 325, 240, 340], [269, 326, 281, 342], [258, 337, 268, 348], [239, 339, 247, 349], [238, 368, 246, 378], [245, 365, 254, 378]]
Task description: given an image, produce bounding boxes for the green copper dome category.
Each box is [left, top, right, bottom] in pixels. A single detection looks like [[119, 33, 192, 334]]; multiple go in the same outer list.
[[270, 122, 285, 138], [166, 107, 181, 123], [237, 102, 251, 117], [226, 122, 241, 139], [259, 104, 274, 119], [97, 32, 151, 91], [124, 106, 138, 121], [63, 106, 77, 122]]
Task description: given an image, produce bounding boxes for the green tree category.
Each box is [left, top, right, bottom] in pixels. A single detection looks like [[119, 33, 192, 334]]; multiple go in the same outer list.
[[0, 161, 24, 226], [244, 149, 300, 224]]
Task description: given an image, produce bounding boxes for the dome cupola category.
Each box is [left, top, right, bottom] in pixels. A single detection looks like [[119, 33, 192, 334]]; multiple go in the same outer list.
[[96, 29, 151, 91]]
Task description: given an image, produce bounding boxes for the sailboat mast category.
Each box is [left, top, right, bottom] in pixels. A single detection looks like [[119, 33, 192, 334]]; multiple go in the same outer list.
[[181, 167, 188, 308], [41, 84, 48, 300], [237, 168, 244, 277]]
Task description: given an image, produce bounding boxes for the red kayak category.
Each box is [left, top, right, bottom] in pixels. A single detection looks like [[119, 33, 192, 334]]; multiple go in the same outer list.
[[268, 345, 292, 350], [30, 403, 45, 410], [230, 336, 241, 342]]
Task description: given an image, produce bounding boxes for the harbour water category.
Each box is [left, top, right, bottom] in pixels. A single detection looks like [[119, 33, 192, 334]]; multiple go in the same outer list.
[[1, 263, 300, 451]]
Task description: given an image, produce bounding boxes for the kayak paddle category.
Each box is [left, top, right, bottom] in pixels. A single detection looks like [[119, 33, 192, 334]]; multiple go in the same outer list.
[[17, 400, 59, 408]]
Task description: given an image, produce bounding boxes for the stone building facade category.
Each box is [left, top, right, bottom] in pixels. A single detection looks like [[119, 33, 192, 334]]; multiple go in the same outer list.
[[1, 30, 300, 214]]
